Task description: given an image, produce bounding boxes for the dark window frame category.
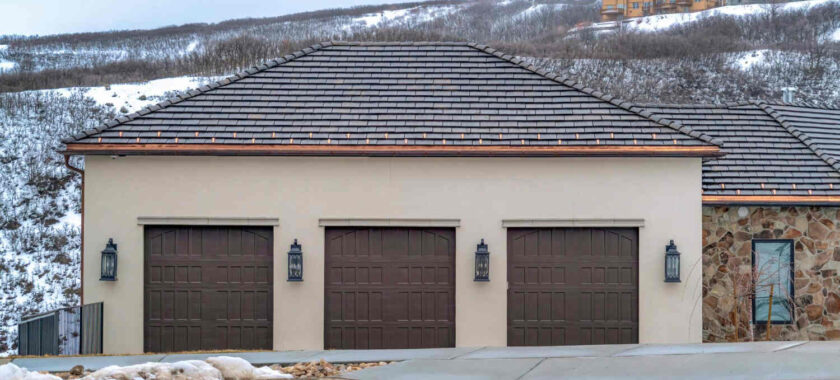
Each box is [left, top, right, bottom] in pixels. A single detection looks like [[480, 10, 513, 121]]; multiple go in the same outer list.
[[751, 239, 795, 325]]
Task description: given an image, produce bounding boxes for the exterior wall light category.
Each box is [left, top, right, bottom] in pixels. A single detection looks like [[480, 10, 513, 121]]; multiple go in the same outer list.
[[100, 238, 118, 281], [475, 239, 490, 281], [288, 239, 303, 282], [665, 239, 681, 283]]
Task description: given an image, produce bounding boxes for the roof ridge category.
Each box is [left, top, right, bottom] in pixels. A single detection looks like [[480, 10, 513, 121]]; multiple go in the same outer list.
[[330, 41, 470, 46], [754, 99, 839, 110], [464, 43, 722, 148], [62, 41, 334, 144], [632, 101, 755, 109], [754, 100, 840, 174]]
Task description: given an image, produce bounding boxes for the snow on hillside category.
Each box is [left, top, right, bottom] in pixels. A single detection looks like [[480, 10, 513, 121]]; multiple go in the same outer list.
[[831, 27, 840, 41], [623, 0, 840, 31], [0, 44, 13, 73], [734, 49, 771, 70], [0, 75, 217, 355], [516, 3, 567, 18], [345, 4, 462, 29], [50, 76, 222, 115]]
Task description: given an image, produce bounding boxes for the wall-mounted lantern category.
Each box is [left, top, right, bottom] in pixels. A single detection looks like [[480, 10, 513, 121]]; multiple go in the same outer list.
[[664, 239, 681, 283], [474, 239, 490, 281], [100, 238, 118, 281], [288, 239, 303, 282]]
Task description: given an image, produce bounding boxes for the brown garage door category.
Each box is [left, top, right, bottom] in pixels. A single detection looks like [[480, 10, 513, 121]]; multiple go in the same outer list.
[[144, 226, 273, 352], [508, 228, 638, 346], [325, 227, 455, 349]]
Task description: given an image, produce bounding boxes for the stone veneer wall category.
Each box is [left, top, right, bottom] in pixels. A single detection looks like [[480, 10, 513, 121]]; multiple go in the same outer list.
[[703, 206, 840, 342]]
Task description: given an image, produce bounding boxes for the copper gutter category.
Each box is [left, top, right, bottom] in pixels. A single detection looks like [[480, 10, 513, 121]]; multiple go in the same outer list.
[[63, 143, 722, 157], [703, 195, 840, 205], [63, 154, 84, 305]]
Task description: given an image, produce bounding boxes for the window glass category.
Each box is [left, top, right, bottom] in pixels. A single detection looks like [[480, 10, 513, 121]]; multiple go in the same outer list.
[[753, 240, 793, 323]]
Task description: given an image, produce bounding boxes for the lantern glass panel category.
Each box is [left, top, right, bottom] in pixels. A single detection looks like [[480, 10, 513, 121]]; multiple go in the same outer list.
[[664, 240, 680, 283], [288, 239, 303, 281], [100, 238, 117, 281], [474, 239, 490, 281]]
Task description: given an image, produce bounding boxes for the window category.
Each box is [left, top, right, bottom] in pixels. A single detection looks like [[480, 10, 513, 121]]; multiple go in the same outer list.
[[752, 240, 794, 324], [607, 5, 614, 9], [633, 2, 640, 8]]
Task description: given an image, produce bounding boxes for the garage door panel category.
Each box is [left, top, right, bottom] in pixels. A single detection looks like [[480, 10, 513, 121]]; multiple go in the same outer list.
[[325, 227, 455, 349], [508, 228, 638, 346], [145, 226, 272, 352]]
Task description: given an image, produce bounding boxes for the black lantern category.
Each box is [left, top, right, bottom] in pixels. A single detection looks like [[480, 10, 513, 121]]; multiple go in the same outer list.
[[100, 238, 118, 281], [474, 239, 490, 281], [664, 239, 680, 283], [288, 239, 303, 282]]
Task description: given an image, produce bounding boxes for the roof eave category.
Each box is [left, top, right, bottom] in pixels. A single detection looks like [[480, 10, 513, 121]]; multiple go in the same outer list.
[[703, 195, 840, 206], [62, 143, 722, 158]]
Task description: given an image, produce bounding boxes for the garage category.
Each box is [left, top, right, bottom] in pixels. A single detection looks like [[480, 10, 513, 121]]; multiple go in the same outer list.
[[325, 227, 456, 349], [144, 226, 273, 352], [508, 228, 638, 346]]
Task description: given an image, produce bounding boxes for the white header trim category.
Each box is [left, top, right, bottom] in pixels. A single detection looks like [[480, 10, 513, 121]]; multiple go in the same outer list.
[[502, 218, 645, 228], [137, 217, 279, 226], [319, 218, 460, 227]]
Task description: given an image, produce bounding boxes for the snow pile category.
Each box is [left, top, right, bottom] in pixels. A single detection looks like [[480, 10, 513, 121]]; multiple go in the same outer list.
[[206, 356, 292, 379], [86, 360, 221, 380], [0, 363, 60, 380], [84, 356, 291, 380]]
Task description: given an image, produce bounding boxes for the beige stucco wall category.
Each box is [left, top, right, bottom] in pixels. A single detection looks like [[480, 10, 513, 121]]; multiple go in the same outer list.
[[82, 155, 704, 354]]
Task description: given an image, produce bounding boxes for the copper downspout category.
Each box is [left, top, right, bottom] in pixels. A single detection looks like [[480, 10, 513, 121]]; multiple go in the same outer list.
[[63, 154, 84, 306]]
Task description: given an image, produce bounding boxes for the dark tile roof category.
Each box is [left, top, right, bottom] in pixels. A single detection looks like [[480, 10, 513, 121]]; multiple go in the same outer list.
[[641, 102, 840, 196], [63, 42, 719, 151], [760, 102, 840, 167]]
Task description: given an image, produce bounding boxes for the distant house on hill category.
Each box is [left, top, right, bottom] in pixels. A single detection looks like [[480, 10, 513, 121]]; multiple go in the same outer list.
[[599, 0, 765, 21]]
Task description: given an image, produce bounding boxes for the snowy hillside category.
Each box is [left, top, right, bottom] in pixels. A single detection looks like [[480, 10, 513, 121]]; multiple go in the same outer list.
[[0, 76, 216, 355]]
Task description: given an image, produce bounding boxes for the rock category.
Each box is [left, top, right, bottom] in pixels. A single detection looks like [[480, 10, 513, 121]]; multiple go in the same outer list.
[[70, 365, 84, 376], [809, 221, 830, 241], [826, 293, 840, 314], [806, 304, 824, 321], [782, 228, 802, 239], [734, 231, 752, 241]]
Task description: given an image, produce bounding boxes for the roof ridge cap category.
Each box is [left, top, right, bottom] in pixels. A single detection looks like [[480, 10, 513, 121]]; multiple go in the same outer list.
[[62, 42, 331, 144], [330, 40, 470, 46], [463, 44, 722, 149], [757, 102, 840, 174], [752, 98, 840, 110], [632, 102, 754, 109]]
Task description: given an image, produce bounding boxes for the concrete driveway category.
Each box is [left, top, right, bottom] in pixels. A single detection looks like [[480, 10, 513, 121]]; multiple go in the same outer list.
[[9, 341, 840, 379], [345, 341, 840, 379]]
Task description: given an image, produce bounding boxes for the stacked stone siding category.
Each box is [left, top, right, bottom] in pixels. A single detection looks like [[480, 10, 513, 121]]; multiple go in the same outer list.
[[703, 206, 840, 342]]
